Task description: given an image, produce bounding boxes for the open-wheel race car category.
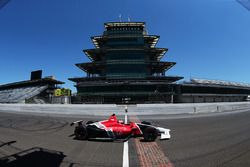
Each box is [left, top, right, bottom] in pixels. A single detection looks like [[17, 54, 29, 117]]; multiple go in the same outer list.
[[70, 114, 171, 142]]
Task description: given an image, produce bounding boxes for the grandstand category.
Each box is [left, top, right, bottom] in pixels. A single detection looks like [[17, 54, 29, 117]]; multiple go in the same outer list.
[[175, 78, 250, 103], [0, 71, 64, 104], [0, 86, 47, 103], [188, 78, 250, 88]]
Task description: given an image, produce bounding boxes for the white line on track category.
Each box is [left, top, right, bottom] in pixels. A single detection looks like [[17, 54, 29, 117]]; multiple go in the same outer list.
[[123, 141, 129, 167], [123, 112, 129, 167]]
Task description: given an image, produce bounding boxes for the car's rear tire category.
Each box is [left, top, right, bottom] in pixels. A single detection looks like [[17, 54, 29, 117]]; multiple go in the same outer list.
[[143, 127, 158, 142], [74, 125, 88, 140]]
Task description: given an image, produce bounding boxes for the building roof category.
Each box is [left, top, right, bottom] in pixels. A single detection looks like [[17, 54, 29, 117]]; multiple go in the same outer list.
[[84, 48, 167, 61], [76, 62, 104, 73], [149, 61, 176, 73], [69, 76, 183, 84], [91, 35, 160, 49], [190, 78, 250, 87], [104, 22, 145, 29], [181, 78, 250, 90], [146, 48, 167, 61], [75, 61, 175, 74], [0, 78, 64, 90]]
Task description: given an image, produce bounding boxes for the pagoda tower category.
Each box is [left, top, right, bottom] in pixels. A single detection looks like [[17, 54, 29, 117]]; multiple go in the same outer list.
[[69, 22, 183, 103]]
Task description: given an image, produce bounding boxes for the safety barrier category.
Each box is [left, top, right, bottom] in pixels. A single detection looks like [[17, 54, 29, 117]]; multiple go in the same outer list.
[[0, 102, 250, 116]]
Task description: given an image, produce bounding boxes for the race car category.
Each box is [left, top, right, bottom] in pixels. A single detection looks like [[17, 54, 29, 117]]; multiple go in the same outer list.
[[70, 114, 171, 142]]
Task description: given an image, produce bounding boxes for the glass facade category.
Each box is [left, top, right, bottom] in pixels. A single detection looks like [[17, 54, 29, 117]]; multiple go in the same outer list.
[[104, 25, 146, 78], [106, 37, 144, 47], [106, 50, 145, 60]]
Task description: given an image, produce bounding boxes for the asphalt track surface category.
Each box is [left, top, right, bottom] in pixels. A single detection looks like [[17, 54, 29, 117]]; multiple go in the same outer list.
[[0, 110, 250, 167]]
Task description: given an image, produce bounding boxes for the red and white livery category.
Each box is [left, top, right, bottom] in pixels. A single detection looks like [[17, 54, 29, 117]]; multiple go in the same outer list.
[[70, 114, 171, 142]]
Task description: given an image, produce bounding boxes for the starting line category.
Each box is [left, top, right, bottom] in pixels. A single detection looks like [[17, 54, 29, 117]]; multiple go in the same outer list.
[[122, 105, 173, 167], [130, 115, 174, 167]]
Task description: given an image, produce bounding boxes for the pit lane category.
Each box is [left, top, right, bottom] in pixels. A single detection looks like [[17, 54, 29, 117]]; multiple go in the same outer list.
[[1, 108, 250, 167]]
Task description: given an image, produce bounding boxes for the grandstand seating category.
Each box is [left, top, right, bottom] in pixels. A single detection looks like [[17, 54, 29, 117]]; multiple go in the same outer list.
[[190, 78, 250, 88], [0, 85, 48, 103]]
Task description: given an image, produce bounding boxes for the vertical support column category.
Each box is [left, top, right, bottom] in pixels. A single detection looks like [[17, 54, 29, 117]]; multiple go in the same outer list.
[[170, 87, 174, 103]]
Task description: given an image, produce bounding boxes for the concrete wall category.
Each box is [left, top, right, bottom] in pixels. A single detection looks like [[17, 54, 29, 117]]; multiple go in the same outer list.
[[0, 102, 250, 116]]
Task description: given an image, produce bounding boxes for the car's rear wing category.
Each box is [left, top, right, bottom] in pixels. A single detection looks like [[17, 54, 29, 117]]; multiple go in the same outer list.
[[156, 127, 171, 140]]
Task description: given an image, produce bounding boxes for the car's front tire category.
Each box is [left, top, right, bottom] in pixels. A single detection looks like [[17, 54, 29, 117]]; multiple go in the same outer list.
[[74, 125, 88, 140], [143, 127, 158, 142]]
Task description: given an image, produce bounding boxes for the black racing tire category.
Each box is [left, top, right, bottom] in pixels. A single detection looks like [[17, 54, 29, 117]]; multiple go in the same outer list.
[[74, 125, 88, 140], [143, 127, 158, 142]]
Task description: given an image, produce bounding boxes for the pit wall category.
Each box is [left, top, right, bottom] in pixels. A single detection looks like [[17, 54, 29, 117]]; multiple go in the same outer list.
[[0, 102, 250, 116]]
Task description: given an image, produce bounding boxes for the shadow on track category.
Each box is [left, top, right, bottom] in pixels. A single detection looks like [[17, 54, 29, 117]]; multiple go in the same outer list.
[[0, 147, 65, 167]]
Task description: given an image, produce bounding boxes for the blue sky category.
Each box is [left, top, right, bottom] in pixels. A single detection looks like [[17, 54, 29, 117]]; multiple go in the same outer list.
[[0, 0, 250, 92]]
